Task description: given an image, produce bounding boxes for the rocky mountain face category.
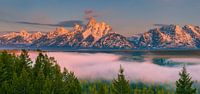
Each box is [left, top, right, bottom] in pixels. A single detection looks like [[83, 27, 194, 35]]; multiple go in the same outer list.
[[130, 24, 200, 49], [0, 18, 132, 49], [0, 30, 44, 45], [1, 18, 200, 50], [94, 32, 133, 49]]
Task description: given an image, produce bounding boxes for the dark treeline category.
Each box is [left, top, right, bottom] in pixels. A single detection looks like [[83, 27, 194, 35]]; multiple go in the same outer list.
[[0, 50, 197, 94], [0, 50, 81, 94]]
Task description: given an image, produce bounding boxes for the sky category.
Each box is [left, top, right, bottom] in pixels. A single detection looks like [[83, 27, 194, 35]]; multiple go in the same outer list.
[[0, 0, 200, 36]]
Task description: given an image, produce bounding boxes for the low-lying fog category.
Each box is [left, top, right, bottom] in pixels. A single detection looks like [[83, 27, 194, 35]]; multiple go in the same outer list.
[[29, 52, 200, 83]]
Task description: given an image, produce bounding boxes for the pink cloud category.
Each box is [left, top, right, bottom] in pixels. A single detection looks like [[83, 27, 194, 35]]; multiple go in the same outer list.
[[29, 52, 200, 83], [84, 9, 99, 20]]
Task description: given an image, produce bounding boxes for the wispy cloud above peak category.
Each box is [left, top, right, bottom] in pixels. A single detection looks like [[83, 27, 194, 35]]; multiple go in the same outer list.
[[16, 20, 84, 28], [84, 9, 100, 20]]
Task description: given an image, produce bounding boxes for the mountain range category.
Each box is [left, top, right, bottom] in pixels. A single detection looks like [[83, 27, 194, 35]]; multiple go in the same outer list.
[[1, 18, 200, 50]]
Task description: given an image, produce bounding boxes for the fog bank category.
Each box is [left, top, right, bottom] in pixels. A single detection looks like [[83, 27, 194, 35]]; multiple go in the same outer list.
[[29, 52, 200, 83]]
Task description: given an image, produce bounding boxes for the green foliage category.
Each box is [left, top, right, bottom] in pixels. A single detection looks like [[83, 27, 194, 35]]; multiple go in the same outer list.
[[0, 50, 198, 94], [152, 58, 179, 67], [112, 65, 131, 94], [0, 50, 81, 94], [98, 83, 109, 94], [176, 66, 197, 94], [62, 68, 82, 94]]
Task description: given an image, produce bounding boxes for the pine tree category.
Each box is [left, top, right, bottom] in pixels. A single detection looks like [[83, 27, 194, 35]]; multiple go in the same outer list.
[[51, 64, 64, 94], [176, 66, 196, 94], [112, 65, 131, 94], [0, 51, 85, 94], [63, 68, 82, 94], [0, 51, 16, 93], [12, 68, 33, 94], [98, 83, 109, 94], [33, 69, 45, 94], [88, 84, 98, 94], [33, 52, 45, 79], [42, 77, 53, 94], [15, 50, 32, 76], [0, 51, 15, 82]]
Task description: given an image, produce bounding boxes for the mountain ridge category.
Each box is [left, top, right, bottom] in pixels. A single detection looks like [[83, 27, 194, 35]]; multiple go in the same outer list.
[[0, 18, 200, 50]]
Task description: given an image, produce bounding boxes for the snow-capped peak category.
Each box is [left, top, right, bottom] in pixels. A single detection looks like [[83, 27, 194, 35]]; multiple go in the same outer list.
[[55, 27, 69, 34], [2, 20, 200, 50], [86, 17, 97, 27], [137, 24, 195, 48], [80, 17, 112, 47], [183, 25, 200, 38], [73, 24, 83, 32], [47, 27, 69, 38], [29, 32, 43, 40], [19, 30, 30, 37], [159, 24, 182, 34], [1, 29, 30, 40], [184, 25, 195, 30], [2, 32, 17, 39]]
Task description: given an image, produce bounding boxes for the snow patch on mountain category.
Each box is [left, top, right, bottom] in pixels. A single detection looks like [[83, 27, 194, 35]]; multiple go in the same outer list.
[[1, 20, 200, 50]]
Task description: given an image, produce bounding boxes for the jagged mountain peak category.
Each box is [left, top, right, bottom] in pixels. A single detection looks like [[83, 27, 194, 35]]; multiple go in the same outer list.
[[87, 17, 97, 27], [183, 25, 200, 32], [159, 24, 181, 32], [19, 29, 29, 34], [82, 18, 112, 43], [0, 29, 30, 40], [156, 24, 191, 39], [19, 29, 30, 37], [158, 25, 200, 37], [2, 22, 200, 49], [54, 27, 69, 34], [183, 25, 200, 39], [183, 25, 200, 28], [184, 25, 195, 29], [33, 31, 43, 35], [2, 32, 17, 37], [93, 32, 133, 49], [137, 24, 196, 49], [47, 27, 69, 38], [73, 24, 83, 32], [30, 32, 44, 39], [85, 17, 112, 31]]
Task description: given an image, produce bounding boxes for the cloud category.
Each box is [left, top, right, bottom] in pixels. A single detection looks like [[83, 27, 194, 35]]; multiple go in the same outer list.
[[16, 20, 84, 27], [29, 52, 200, 83], [84, 9, 99, 20], [57, 20, 84, 27], [154, 24, 170, 27]]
